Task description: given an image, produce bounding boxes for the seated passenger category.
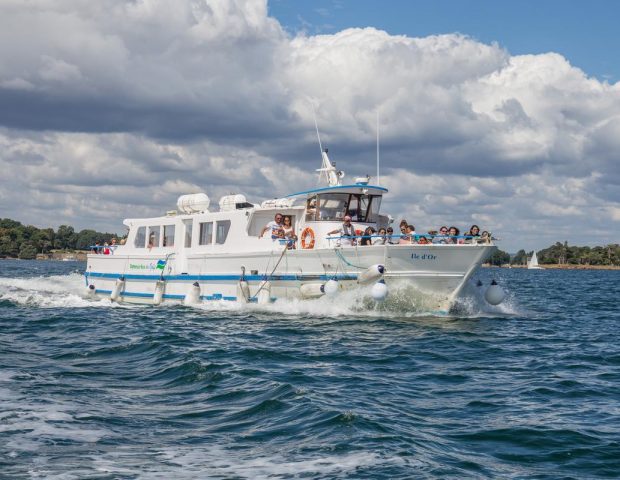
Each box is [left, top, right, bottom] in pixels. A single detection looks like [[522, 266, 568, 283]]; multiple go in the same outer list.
[[479, 231, 491, 244], [374, 228, 388, 245], [446, 226, 462, 244], [417, 236, 429, 244], [282, 215, 297, 249], [432, 226, 449, 244], [102, 242, 110, 255], [386, 227, 398, 244], [398, 224, 412, 244], [406, 224, 416, 243], [360, 227, 376, 246], [327, 215, 357, 246], [260, 213, 284, 239], [92, 241, 101, 254], [465, 224, 481, 244]]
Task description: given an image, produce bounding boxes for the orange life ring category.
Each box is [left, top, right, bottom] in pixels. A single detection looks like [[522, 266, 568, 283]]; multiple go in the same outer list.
[[301, 227, 315, 249]]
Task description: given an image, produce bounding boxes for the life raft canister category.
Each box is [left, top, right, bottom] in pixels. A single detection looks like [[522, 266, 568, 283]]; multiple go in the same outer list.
[[301, 227, 315, 249]]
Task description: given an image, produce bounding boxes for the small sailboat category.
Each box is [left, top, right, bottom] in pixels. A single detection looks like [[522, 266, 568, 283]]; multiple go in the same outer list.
[[528, 251, 544, 270]]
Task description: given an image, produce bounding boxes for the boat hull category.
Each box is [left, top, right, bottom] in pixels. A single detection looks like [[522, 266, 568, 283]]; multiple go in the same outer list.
[[85, 244, 495, 311]]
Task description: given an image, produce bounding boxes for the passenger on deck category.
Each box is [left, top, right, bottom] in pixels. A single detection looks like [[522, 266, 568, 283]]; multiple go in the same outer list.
[[102, 242, 110, 255], [406, 225, 416, 243], [360, 227, 376, 246], [465, 225, 481, 244], [109, 238, 118, 253], [260, 213, 284, 239], [386, 227, 398, 244], [327, 215, 357, 246], [432, 226, 449, 244], [374, 228, 388, 245], [399, 224, 410, 244], [92, 241, 101, 254], [417, 236, 430, 244], [282, 215, 297, 249], [446, 226, 462, 244], [480, 231, 491, 244]]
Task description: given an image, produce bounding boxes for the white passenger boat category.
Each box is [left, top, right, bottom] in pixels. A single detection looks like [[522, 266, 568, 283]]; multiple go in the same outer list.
[[85, 150, 498, 311]]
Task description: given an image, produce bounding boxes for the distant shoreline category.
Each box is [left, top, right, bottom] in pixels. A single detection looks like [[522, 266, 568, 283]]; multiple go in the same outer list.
[[485, 264, 620, 270]]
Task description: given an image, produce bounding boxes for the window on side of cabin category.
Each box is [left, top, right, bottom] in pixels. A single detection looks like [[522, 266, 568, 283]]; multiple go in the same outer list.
[[305, 195, 318, 221], [183, 220, 192, 248], [216, 220, 231, 244], [199, 222, 213, 245], [366, 195, 382, 223], [148, 226, 160, 248], [134, 226, 146, 248], [163, 225, 175, 247]]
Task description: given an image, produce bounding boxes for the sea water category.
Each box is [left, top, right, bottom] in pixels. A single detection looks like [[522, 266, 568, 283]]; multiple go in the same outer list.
[[0, 260, 618, 479]]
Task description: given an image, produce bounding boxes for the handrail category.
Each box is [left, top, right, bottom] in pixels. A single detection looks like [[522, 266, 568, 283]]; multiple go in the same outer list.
[[325, 234, 485, 240]]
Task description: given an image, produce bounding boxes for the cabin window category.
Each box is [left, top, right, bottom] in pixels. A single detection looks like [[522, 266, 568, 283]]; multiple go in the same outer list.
[[317, 194, 348, 221], [163, 225, 175, 247], [310, 193, 383, 222], [183, 220, 192, 248], [216, 220, 231, 244], [306, 195, 318, 221], [134, 226, 146, 248], [199, 222, 213, 245], [148, 226, 160, 248]]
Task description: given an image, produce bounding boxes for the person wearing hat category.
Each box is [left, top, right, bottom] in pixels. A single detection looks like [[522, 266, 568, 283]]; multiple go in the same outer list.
[[328, 215, 357, 246]]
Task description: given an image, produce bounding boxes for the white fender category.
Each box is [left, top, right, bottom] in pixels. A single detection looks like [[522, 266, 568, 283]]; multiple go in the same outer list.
[[110, 277, 125, 302], [257, 281, 271, 304], [323, 279, 339, 296], [357, 264, 385, 285], [371, 279, 388, 301], [236, 280, 250, 303], [299, 283, 325, 299], [184, 282, 201, 305], [87, 284, 96, 298], [484, 280, 506, 305], [153, 280, 165, 305]]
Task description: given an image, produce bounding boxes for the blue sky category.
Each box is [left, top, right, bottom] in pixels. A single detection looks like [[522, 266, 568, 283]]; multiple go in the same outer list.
[[270, 0, 620, 82]]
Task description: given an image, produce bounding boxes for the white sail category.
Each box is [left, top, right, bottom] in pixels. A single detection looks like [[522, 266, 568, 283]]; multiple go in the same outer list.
[[528, 251, 543, 269]]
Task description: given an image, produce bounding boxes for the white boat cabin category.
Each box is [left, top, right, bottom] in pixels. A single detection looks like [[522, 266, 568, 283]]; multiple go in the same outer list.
[[122, 182, 389, 256]]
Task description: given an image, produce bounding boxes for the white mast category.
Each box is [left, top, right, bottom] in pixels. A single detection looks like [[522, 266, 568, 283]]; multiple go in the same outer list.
[[376, 109, 380, 186], [312, 104, 342, 187]]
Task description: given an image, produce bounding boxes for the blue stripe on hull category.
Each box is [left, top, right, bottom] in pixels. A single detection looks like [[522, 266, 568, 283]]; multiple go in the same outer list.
[[94, 289, 278, 303], [86, 272, 357, 282]]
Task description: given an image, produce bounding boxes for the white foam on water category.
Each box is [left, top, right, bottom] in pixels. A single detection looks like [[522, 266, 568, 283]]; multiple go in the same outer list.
[[0, 271, 523, 318], [151, 446, 413, 479], [0, 273, 112, 308]]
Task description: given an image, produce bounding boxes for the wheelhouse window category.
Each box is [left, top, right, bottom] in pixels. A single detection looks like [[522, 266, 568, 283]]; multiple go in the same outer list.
[[148, 226, 160, 248], [163, 225, 175, 247], [199, 222, 213, 245], [134, 226, 146, 248], [216, 220, 231, 244], [312, 193, 382, 222]]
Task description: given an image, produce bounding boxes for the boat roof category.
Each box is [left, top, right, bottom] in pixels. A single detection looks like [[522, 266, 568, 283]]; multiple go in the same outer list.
[[284, 184, 388, 198]]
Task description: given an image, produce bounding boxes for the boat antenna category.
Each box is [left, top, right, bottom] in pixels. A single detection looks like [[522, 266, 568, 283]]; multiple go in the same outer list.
[[376, 109, 380, 186], [312, 103, 324, 156]]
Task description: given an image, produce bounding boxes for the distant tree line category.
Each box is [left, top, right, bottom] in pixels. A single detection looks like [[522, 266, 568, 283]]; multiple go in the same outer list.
[[512, 241, 619, 266], [0, 218, 118, 260]]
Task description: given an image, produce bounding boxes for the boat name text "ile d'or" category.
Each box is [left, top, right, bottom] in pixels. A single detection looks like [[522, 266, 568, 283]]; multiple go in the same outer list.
[[411, 253, 438, 260]]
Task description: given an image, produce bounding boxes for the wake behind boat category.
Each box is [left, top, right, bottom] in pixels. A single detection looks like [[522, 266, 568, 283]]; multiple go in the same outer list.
[[85, 150, 502, 311]]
